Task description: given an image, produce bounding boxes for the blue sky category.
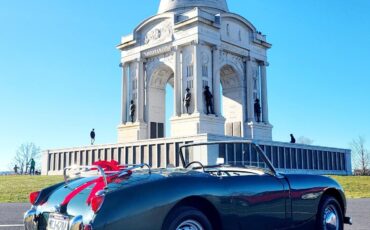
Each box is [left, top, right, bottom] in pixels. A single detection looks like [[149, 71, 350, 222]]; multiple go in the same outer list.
[[0, 0, 369, 171]]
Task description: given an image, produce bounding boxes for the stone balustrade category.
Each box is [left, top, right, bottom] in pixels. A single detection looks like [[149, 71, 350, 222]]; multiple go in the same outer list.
[[42, 134, 351, 176]]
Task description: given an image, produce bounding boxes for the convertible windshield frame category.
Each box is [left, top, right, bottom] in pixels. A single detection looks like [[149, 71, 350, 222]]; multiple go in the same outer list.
[[179, 141, 280, 177]]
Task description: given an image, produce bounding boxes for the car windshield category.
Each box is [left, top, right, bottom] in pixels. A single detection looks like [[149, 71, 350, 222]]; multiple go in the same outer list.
[[179, 142, 275, 175]]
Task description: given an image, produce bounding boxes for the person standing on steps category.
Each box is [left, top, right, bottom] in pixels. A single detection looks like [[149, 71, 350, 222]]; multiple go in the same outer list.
[[290, 134, 296, 144], [90, 129, 96, 145]]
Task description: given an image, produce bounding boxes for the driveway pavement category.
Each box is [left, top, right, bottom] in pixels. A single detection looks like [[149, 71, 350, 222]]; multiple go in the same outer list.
[[345, 198, 370, 230], [0, 203, 27, 229], [0, 199, 369, 229]]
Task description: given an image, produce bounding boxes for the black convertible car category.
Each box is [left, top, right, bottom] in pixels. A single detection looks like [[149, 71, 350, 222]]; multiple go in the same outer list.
[[24, 141, 352, 230]]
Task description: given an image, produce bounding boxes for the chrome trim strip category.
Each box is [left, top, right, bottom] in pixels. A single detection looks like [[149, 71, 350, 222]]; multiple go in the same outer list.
[[118, 163, 152, 177]]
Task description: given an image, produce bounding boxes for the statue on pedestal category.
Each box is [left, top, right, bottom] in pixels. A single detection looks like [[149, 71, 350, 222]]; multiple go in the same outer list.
[[183, 88, 191, 114], [254, 98, 261, 122], [130, 100, 136, 123], [204, 86, 214, 115]]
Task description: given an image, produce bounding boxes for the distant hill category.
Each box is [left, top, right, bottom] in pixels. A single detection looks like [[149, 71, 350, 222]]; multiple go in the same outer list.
[[0, 171, 15, 175]]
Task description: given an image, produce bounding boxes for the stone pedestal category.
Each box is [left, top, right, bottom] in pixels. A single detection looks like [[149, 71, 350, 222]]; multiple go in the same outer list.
[[170, 113, 226, 137], [244, 121, 273, 141], [117, 123, 148, 143]]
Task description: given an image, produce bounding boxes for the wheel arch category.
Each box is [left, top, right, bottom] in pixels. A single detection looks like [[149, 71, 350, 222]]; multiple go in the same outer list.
[[167, 196, 222, 230], [320, 188, 346, 216]]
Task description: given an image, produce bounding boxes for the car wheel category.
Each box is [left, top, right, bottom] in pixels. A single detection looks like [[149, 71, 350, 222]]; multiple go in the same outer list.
[[163, 206, 213, 230], [316, 195, 344, 230]]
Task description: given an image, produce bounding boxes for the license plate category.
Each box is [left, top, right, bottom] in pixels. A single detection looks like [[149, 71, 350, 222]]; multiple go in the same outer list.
[[47, 213, 69, 230]]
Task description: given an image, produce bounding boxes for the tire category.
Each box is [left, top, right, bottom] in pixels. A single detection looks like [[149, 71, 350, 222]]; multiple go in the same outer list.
[[162, 206, 213, 230], [316, 195, 344, 230]]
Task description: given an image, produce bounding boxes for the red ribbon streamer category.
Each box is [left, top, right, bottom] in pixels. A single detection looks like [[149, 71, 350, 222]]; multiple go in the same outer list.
[[61, 160, 130, 207]]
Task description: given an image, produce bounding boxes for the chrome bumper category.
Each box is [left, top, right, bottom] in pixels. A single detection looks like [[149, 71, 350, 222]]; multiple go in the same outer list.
[[24, 208, 38, 230], [24, 208, 87, 230], [344, 216, 353, 225]]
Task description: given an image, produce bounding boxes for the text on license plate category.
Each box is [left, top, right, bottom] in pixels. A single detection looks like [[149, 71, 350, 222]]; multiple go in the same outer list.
[[47, 213, 69, 230]]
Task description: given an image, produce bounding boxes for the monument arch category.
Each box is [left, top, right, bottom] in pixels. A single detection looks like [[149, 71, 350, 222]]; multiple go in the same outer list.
[[219, 62, 244, 137], [146, 62, 175, 139]]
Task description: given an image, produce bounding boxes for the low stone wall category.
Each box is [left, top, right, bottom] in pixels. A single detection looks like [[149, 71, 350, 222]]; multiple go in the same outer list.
[[254, 140, 351, 175], [42, 134, 352, 175]]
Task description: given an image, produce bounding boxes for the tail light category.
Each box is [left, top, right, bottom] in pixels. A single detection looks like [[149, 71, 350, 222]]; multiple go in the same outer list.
[[29, 191, 40, 205], [90, 194, 105, 213]]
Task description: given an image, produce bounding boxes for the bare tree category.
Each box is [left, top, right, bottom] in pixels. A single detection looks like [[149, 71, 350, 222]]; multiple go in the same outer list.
[[297, 136, 314, 145], [351, 136, 369, 176], [12, 143, 40, 174]]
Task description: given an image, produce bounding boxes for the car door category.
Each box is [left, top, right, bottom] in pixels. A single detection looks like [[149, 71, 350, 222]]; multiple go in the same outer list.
[[222, 174, 290, 230]]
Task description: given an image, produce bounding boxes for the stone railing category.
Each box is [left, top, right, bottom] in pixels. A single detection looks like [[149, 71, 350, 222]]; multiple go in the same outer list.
[[247, 140, 350, 175], [42, 134, 351, 176]]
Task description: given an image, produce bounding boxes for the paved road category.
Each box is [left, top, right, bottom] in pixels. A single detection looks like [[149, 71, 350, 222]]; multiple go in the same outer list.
[[345, 199, 370, 230], [0, 203, 26, 230], [0, 199, 369, 229]]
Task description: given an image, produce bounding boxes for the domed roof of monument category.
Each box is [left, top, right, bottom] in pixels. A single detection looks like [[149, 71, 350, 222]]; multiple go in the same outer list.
[[158, 0, 229, 14]]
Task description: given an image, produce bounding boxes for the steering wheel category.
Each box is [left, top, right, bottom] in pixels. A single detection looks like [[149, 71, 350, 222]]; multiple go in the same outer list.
[[185, 161, 205, 171]]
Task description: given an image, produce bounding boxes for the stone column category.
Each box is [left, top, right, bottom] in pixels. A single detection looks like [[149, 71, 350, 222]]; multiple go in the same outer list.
[[128, 63, 133, 111], [245, 58, 254, 122], [41, 150, 49, 175], [144, 63, 148, 122], [136, 59, 144, 122], [240, 59, 247, 126], [345, 149, 352, 175], [121, 64, 128, 124], [193, 43, 203, 114], [260, 62, 269, 123], [174, 48, 182, 116], [212, 46, 221, 116]]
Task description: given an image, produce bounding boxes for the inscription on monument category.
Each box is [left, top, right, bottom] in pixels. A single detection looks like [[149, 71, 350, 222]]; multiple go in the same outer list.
[[143, 45, 173, 58]]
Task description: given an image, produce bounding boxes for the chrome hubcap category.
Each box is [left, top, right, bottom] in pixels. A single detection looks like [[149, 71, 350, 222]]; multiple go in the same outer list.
[[323, 204, 339, 230], [176, 219, 204, 230]]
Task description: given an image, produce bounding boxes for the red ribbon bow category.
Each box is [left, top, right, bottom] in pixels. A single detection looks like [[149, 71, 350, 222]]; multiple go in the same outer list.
[[61, 160, 131, 207]]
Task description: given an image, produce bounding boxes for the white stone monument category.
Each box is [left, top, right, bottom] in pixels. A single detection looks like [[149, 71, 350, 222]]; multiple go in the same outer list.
[[117, 0, 273, 142], [41, 0, 353, 176]]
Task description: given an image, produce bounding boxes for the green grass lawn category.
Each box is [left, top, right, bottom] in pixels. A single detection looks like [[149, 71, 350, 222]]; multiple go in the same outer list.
[[0, 175, 63, 203], [330, 176, 370, 199], [0, 175, 369, 203]]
